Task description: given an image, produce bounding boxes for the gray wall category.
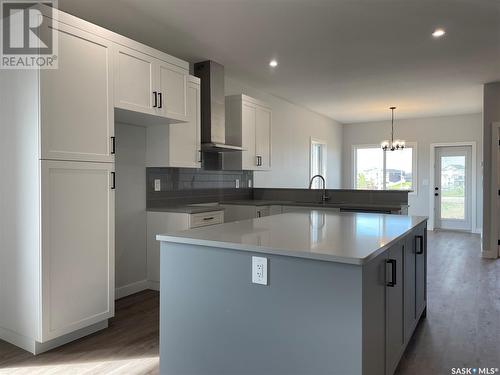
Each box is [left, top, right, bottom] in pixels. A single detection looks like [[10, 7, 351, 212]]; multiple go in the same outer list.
[[225, 77, 343, 189], [115, 123, 147, 292], [483, 82, 500, 255], [342, 113, 483, 232], [160, 242, 363, 375]]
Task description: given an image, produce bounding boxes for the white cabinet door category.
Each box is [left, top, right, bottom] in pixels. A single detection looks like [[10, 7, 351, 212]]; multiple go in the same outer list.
[[168, 77, 201, 167], [255, 106, 272, 170], [158, 61, 188, 122], [40, 160, 114, 342], [40, 21, 114, 162], [114, 46, 157, 116], [241, 102, 257, 170]]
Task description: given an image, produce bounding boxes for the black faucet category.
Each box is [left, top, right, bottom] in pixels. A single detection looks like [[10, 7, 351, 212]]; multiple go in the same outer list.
[[309, 175, 329, 203]]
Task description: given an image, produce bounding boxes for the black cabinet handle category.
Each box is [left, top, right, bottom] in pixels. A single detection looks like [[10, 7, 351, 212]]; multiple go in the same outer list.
[[111, 172, 116, 190], [256, 156, 262, 166], [153, 91, 158, 108], [415, 235, 424, 254], [111, 136, 116, 155], [203, 217, 214, 221], [158, 92, 163, 109], [387, 259, 397, 287]]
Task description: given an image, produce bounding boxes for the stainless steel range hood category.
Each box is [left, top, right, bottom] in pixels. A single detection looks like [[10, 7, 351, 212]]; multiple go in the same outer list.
[[194, 60, 243, 152]]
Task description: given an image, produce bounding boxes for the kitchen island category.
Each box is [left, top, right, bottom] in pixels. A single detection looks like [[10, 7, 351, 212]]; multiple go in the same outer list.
[[157, 211, 427, 375]]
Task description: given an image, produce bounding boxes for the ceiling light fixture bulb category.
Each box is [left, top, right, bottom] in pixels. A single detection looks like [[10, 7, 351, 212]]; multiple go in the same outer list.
[[432, 28, 446, 38], [269, 59, 278, 68]]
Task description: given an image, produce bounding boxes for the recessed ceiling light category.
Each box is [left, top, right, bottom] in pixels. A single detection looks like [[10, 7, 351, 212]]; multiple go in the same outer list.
[[432, 28, 446, 38], [269, 59, 278, 68]]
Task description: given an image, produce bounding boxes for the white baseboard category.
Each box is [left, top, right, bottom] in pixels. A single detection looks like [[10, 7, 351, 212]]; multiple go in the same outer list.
[[147, 280, 160, 291], [0, 326, 36, 354], [0, 320, 108, 355], [115, 279, 149, 300], [34, 321, 108, 355], [481, 249, 498, 259]]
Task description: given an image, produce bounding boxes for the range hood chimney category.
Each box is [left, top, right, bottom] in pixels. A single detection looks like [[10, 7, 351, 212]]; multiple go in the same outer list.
[[194, 61, 243, 152]]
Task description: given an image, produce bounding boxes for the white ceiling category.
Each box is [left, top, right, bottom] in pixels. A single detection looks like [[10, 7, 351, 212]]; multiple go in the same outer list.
[[59, 0, 500, 124]]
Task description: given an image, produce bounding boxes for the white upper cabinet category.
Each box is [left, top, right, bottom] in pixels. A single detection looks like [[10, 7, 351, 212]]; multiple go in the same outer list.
[[157, 61, 188, 121], [224, 95, 272, 171], [114, 47, 157, 116], [146, 76, 200, 168], [40, 21, 114, 163], [255, 106, 272, 170], [114, 47, 189, 124]]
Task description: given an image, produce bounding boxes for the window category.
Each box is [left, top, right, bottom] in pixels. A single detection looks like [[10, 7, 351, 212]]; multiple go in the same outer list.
[[354, 144, 416, 191], [310, 138, 327, 189]]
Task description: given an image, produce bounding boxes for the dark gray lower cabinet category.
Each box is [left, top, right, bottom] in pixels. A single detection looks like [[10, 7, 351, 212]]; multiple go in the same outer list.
[[386, 241, 405, 375], [404, 233, 417, 342], [415, 224, 427, 317]]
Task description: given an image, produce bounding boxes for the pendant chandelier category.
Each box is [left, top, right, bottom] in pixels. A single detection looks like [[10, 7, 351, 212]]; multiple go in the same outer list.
[[381, 106, 405, 151]]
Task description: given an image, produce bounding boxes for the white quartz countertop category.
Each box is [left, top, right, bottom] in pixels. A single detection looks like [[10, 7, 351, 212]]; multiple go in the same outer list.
[[157, 211, 427, 265]]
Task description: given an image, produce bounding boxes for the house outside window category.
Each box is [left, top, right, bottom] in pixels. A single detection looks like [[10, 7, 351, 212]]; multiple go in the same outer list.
[[353, 144, 417, 192]]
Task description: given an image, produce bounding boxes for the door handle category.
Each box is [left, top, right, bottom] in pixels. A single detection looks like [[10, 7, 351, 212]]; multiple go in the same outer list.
[[110, 136, 116, 155], [434, 193, 439, 196], [386, 259, 397, 287], [111, 172, 116, 190], [153, 91, 158, 108], [434, 187, 439, 191], [415, 235, 424, 254], [158, 92, 163, 109]]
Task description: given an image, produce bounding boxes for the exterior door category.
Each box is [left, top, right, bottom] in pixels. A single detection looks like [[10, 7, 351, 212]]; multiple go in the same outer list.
[[434, 146, 472, 231], [40, 21, 114, 162], [40, 160, 115, 341]]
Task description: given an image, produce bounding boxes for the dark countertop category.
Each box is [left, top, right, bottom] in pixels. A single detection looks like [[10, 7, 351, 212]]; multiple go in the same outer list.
[[147, 205, 225, 214], [147, 199, 409, 214], [220, 199, 408, 211]]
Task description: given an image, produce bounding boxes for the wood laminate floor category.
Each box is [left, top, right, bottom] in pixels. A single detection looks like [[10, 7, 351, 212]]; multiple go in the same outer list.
[[0, 230, 498, 375]]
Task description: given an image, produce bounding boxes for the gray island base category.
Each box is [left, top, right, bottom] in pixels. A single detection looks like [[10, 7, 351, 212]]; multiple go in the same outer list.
[[157, 212, 427, 375]]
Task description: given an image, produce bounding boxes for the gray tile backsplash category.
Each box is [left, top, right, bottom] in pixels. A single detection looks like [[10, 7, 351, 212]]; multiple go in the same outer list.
[[147, 168, 253, 208]]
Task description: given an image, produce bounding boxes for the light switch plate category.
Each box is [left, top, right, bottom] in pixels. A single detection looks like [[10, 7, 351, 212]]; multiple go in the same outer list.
[[154, 179, 161, 192], [252, 256, 268, 285]]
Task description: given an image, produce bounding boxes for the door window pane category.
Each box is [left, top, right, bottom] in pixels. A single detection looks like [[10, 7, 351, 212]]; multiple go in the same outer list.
[[440, 156, 466, 219], [385, 148, 413, 190], [355, 148, 384, 190]]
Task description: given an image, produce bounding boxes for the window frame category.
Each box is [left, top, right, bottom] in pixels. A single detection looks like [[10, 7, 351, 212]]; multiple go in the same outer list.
[[310, 137, 327, 189], [352, 143, 417, 194]]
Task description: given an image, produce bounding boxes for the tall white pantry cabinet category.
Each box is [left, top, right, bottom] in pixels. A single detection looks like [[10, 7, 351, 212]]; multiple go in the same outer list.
[[0, 7, 190, 354]]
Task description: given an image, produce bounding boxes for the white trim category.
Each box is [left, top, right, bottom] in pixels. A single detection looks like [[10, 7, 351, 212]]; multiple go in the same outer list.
[[310, 137, 327, 187], [147, 281, 160, 291], [487, 122, 500, 258], [115, 279, 149, 300], [429, 142, 477, 233], [351, 143, 417, 193], [0, 320, 108, 355]]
